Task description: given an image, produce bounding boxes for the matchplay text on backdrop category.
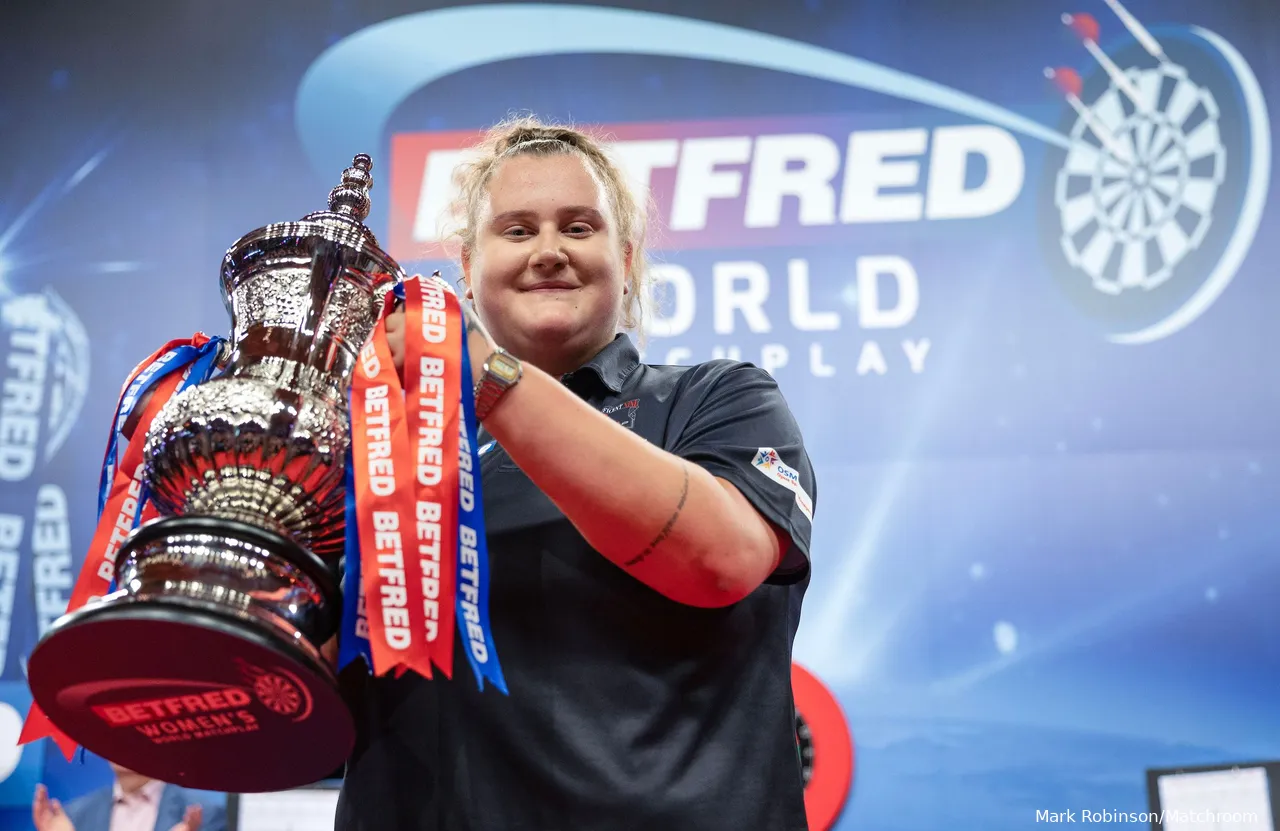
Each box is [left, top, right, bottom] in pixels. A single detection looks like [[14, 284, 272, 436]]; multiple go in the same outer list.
[[388, 114, 1016, 379]]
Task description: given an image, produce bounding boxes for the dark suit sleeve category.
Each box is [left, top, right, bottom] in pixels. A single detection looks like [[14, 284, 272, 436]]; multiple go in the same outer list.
[[665, 361, 815, 584], [63, 787, 109, 831]]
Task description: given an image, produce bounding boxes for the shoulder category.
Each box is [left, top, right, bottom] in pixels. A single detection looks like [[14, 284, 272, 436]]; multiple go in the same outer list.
[[642, 358, 795, 424], [64, 786, 111, 824], [636, 357, 780, 402], [63, 787, 107, 816]]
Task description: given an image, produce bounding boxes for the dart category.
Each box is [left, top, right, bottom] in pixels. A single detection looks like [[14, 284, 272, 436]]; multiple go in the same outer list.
[[1044, 66, 1134, 164], [1100, 0, 1167, 62], [1063, 12, 1147, 112]]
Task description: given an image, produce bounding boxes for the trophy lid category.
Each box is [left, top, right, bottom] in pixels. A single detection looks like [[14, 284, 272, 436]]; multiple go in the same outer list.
[[306, 153, 373, 226], [220, 153, 406, 297], [298, 153, 378, 242]]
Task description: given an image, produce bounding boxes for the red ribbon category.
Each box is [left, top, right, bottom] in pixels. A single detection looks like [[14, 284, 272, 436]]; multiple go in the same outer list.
[[350, 275, 465, 680], [20, 349, 199, 758], [402, 275, 461, 679]]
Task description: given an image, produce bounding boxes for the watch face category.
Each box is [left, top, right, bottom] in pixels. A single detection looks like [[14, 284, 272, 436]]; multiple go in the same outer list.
[[489, 352, 521, 382]]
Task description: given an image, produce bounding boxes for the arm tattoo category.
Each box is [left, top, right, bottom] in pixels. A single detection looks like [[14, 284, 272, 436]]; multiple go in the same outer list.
[[624, 464, 690, 567]]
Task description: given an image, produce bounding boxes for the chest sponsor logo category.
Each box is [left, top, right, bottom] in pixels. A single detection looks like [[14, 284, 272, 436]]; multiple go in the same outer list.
[[602, 399, 640, 430]]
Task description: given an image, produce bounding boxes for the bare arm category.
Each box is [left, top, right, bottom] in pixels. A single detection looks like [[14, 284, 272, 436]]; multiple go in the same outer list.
[[386, 303, 788, 608], [483, 360, 787, 606]]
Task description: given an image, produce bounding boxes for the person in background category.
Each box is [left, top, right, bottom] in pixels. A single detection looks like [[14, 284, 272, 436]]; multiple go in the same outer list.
[[32, 761, 224, 831]]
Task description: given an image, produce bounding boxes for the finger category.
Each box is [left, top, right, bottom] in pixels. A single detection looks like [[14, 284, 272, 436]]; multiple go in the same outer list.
[[319, 634, 339, 669]]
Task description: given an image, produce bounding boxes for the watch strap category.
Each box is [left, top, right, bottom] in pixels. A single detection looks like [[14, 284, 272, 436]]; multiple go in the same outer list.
[[473, 349, 521, 421]]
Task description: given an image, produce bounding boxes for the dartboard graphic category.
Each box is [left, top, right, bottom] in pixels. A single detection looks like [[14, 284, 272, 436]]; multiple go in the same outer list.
[[791, 664, 853, 831], [1056, 62, 1226, 295], [795, 710, 816, 785], [1039, 21, 1269, 343], [253, 672, 302, 716]]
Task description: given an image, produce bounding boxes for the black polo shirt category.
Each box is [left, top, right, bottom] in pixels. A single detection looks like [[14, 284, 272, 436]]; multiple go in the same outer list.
[[335, 334, 816, 831]]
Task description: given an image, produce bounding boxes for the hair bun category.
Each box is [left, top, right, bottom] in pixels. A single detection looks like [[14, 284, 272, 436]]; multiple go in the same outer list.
[[502, 126, 579, 153]]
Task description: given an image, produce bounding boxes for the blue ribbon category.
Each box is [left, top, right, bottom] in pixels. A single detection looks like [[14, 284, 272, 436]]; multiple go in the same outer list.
[[129, 340, 226, 526], [338, 442, 372, 672], [336, 282, 505, 691], [97, 337, 225, 592], [457, 340, 507, 694], [98, 337, 227, 518], [98, 343, 202, 517]]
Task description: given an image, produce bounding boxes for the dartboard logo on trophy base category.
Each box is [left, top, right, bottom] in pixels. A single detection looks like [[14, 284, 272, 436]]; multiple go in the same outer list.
[[236, 659, 314, 722], [1038, 2, 1269, 344]]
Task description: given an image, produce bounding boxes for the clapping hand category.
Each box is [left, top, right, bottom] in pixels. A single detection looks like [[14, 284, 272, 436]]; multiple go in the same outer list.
[[32, 784, 74, 831]]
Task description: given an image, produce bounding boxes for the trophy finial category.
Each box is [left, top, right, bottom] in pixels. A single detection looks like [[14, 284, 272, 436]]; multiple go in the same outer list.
[[327, 154, 374, 221]]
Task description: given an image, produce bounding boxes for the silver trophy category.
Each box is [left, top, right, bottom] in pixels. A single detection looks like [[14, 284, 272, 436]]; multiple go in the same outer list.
[[27, 155, 404, 794]]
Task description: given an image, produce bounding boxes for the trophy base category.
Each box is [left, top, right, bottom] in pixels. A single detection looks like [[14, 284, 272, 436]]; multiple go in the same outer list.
[[27, 592, 355, 793]]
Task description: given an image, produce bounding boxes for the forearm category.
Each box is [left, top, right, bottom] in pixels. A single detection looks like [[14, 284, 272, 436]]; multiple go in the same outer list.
[[481, 363, 778, 607]]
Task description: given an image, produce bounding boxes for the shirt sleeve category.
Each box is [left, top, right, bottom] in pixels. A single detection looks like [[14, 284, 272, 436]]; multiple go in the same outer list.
[[664, 361, 815, 584]]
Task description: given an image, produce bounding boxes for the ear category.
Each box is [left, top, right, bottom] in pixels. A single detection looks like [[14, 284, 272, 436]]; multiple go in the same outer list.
[[461, 247, 474, 299]]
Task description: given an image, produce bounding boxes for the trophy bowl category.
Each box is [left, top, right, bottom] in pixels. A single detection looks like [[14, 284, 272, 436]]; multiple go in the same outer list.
[[26, 155, 403, 794]]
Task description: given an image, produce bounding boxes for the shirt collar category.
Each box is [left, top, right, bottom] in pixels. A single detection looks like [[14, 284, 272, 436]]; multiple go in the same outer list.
[[477, 334, 639, 448], [559, 334, 640, 395]]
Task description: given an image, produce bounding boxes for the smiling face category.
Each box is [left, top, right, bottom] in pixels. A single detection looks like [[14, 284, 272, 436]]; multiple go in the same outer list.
[[463, 151, 631, 375]]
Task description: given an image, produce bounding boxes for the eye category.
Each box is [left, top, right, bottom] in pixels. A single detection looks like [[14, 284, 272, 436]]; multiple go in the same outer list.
[[564, 223, 594, 236], [502, 226, 533, 239]]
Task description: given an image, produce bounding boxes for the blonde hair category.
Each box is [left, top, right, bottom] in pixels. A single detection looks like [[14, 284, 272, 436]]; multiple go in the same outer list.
[[449, 115, 652, 336]]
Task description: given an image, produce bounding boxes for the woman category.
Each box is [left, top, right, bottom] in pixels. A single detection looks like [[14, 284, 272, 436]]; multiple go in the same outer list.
[[336, 117, 816, 831]]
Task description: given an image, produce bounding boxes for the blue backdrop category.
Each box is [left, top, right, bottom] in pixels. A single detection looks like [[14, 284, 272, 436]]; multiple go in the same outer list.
[[0, 1, 1276, 828]]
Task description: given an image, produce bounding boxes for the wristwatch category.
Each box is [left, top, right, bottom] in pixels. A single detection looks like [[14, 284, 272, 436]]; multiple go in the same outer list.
[[474, 347, 523, 421]]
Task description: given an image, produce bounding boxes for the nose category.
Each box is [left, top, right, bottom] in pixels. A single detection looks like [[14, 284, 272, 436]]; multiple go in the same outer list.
[[528, 231, 569, 272]]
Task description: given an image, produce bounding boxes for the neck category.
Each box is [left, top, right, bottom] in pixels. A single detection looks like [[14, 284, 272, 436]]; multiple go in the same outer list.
[[116, 772, 153, 795], [512, 333, 615, 378]]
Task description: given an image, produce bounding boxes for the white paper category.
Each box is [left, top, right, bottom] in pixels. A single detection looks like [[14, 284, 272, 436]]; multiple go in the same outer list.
[[1158, 767, 1274, 831], [234, 789, 341, 831]]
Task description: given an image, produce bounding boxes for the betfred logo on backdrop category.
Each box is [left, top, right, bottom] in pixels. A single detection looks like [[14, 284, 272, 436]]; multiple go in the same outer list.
[[388, 114, 1020, 380], [0, 289, 90, 482], [389, 114, 1024, 257], [305, 5, 1270, 352]]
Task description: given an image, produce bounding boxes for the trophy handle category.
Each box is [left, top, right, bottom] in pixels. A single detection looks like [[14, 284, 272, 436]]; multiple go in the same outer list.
[[213, 337, 233, 372]]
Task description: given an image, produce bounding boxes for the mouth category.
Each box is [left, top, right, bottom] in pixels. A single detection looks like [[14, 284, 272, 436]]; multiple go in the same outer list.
[[522, 281, 579, 292]]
